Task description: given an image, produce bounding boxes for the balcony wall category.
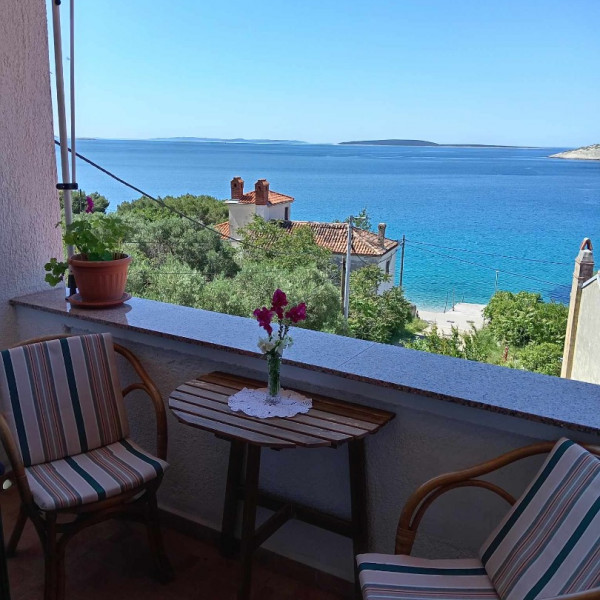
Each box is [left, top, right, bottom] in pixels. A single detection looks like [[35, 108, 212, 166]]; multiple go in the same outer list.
[[10, 290, 600, 582]]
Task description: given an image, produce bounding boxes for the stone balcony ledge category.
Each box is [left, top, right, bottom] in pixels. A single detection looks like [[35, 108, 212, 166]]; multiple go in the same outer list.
[[11, 288, 600, 435]]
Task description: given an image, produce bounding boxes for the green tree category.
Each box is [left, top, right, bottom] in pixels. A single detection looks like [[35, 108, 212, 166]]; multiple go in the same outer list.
[[59, 190, 109, 213], [117, 193, 228, 225], [408, 325, 496, 362], [514, 342, 564, 377], [348, 265, 412, 343], [483, 291, 568, 348], [127, 216, 238, 280], [238, 217, 334, 274]]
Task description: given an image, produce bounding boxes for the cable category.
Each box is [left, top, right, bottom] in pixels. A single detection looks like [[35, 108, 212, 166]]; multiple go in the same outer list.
[[55, 139, 248, 247], [407, 243, 571, 289], [405, 238, 570, 266]]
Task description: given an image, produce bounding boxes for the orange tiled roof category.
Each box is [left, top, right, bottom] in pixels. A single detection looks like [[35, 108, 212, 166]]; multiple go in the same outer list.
[[283, 221, 398, 256], [239, 190, 294, 205], [215, 219, 398, 257], [215, 221, 230, 238]]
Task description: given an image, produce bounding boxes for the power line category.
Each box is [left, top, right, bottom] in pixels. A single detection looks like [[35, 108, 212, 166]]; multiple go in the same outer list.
[[405, 238, 571, 266], [407, 243, 571, 289]]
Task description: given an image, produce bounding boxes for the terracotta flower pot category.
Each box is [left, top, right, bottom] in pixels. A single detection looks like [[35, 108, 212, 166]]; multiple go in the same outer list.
[[68, 253, 132, 303]]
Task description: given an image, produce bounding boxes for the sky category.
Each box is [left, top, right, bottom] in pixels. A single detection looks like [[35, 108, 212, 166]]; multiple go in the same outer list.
[[49, 0, 600, 146]]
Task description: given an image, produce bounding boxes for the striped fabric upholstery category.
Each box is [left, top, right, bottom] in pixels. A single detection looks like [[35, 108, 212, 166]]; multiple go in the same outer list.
[[0, 334, 129, 466], [479, 438, 600, 600], [26, 438, 167, 510], [357, 554, 499, 599]]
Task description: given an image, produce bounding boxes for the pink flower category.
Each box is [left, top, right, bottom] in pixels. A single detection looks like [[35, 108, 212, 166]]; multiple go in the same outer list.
[[271, 289, 288, 319], [85, 195, 94, 213], [253, 306, 275, 335], [285, 302, 307, 323]]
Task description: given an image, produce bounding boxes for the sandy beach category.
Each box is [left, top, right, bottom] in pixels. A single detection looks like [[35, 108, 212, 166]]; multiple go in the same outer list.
[[417, 303, 486, 336]]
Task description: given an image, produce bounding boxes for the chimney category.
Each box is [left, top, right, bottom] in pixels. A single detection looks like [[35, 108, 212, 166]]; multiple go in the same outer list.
[[231, 176, 244, 200], [561, 238, 594, 379], [378, 223, 386, 248], [255, 179, 270, 205]]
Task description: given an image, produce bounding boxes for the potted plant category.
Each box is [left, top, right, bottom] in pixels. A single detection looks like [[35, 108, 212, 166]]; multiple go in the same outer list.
[[45, 196, 133, 305]]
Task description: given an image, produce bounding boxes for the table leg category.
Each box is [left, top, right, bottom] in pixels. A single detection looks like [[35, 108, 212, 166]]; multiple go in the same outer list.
[[0, 506, 11, 600], [238, 445, 261, 600], [349, 438, 368, 599], [220, 440, 245, 557]]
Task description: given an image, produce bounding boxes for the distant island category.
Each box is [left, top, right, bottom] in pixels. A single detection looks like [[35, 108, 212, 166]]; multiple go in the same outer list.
[[339, 139, 521, 148], [150, 137, 307, 145], [549, 144, 600, 161]]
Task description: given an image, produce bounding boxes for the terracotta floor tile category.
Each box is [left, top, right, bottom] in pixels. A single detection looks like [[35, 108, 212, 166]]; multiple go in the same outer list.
[[0, 487, 349, 600]]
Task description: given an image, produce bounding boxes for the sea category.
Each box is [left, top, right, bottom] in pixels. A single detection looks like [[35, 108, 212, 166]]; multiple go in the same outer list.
[[63, 140, 600, 310]]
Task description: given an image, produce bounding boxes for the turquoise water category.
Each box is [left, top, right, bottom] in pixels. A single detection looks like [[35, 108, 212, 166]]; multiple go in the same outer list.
[[65, 140, 600, 309]]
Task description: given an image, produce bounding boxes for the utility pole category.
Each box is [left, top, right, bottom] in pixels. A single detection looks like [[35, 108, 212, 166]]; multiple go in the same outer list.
[[399, 234, 406, 287], [343, 217, 353, 319]]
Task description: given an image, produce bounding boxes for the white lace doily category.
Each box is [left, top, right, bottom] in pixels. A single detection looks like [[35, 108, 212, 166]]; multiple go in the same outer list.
[[228, 387, 312, 418]]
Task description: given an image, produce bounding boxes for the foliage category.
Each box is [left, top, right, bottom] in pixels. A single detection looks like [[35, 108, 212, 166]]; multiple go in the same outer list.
[[60, 190, 109, 214], [348, 207, 373, 231], [513, 342, 564, 377], [45, 212, 132, 286], [200, 263, 346, 334], [238, 217, 334, 274], [117, 194, 228, 225], [348, 265, 412, 343], [408, 325, 497, 362], [126, 216, 238, 280], [483, 291, 568, 347]]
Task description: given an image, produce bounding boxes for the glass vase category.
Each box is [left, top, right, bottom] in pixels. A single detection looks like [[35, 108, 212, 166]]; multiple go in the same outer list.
[[267, 352, 281, 401]]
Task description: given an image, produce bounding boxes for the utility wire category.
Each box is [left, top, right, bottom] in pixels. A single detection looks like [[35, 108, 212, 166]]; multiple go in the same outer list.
[[407, 243, 571, 289], [405, 238, 570, 266]]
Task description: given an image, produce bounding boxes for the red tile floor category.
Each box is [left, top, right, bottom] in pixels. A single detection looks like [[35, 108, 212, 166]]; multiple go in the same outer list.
[[1, 486, 350, 600]]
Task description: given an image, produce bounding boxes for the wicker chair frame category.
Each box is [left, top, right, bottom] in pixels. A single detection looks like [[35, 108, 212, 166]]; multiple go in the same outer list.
[[0, 334, 172, 600], [392, 440, 600, 600]]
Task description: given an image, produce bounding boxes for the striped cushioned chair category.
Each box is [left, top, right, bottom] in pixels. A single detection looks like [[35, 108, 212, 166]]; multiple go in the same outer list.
[[357, 438, 600, 600], [0, 334, 171, 600]]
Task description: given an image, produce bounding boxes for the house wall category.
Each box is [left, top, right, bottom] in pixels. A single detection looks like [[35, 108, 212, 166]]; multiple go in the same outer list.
[[0, 0, 61, 346], [571, 276, 600, 384], [227, 201, 255, 240], [265, 203, 291, 221]]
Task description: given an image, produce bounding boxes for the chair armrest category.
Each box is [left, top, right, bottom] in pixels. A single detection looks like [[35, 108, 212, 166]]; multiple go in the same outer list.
[[114, 344, 168, 461], [395, 441, 565, 555], [0, 414, 35, 509]]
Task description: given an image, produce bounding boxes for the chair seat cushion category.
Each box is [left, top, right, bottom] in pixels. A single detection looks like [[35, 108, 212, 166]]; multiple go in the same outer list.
[[479, 438, 600, 600], [357, 554, 499, 599], [26, 439, 168, 511]]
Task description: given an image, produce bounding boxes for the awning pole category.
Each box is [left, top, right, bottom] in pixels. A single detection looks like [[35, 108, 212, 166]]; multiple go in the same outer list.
[[51, 0, 74, 254], [69, 0, 77, 189]]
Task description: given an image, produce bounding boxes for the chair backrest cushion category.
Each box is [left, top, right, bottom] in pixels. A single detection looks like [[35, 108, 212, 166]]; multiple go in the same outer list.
[[479, 438, 600, 600], [0, 334, 130, 466]]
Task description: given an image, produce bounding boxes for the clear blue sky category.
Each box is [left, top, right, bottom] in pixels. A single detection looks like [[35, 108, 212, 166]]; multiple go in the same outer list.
[[49, 0, 600, 146]]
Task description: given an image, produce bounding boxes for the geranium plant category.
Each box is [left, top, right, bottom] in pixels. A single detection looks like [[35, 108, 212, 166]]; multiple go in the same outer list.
[[45, 196, 132, 286], [254, 289, 307, 398]]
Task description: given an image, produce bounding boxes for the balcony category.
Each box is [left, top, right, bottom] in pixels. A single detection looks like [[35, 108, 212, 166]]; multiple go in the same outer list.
[[2, 289, 599, 599]]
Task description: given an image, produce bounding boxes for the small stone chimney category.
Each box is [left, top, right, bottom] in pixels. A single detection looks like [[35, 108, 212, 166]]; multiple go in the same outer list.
[[378, 223, 386, 248], [231, 176, 244, 200], [255, 179, 270, 205]]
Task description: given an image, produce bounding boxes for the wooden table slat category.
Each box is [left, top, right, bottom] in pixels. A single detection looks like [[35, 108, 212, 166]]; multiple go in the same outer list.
[[202, 372, 392, 424], [171, 410, 293, 448], [169, 399, 336, 447], [170, 391, 356, 444]]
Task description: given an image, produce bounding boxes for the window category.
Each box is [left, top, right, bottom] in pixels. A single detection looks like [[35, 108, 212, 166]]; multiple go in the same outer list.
[[385, 259, 391, 274], [284, 206, 290, 220]]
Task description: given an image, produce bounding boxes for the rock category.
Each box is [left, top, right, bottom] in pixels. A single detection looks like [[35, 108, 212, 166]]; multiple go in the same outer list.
[[549, 144, 600, 161]]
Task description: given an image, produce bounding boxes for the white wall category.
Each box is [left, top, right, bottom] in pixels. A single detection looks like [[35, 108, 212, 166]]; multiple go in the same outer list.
[[571, 277, 600, 384], [227, 201, 255, 240], [0, 0, 61, 346]]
